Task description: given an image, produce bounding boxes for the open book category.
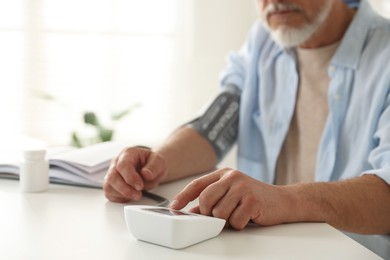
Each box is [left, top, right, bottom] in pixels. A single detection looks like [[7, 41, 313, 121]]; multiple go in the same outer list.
[[0, 141, 127, 188]]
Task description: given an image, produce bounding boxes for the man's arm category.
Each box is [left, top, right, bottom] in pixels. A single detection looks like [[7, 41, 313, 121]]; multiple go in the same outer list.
[[103, 85, 240, 202], [157, 127, 218, 183], [290, 174, 390, 234], [158, 84, 240, 182], [171, 169, 390, 234]]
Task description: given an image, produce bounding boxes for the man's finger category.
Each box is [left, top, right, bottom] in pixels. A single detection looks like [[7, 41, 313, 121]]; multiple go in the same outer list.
[[228, 203, 252, 230], [208, 187, 240, 219], [141, 152, 165, 181], [170, 171, 222, 210], [189, 205, 201, 214], [116, 155, 144, 191], [105, 168, 142, 201]]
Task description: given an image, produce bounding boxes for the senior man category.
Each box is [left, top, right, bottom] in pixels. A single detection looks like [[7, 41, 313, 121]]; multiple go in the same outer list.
[[103, 0, 390, 234]]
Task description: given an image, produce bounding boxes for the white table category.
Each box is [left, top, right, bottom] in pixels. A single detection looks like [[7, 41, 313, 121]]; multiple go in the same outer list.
[[0, 177, 382, 260]]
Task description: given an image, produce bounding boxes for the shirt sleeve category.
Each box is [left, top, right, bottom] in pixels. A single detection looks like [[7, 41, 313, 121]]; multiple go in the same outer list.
[[363, 92, 390, 185]]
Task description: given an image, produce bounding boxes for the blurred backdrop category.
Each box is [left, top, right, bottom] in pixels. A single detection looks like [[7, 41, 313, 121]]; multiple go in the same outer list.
[[0, 0, 256, 149]]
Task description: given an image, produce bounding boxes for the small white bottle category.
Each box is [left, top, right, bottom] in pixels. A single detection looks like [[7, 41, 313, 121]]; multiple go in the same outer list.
[[20, 149, 49, 192]]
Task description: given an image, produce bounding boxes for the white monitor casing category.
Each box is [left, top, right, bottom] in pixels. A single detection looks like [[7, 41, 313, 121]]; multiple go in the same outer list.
[[124, 205, 226, 249]]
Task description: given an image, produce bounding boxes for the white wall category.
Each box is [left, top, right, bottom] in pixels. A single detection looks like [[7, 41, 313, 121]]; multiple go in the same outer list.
[[0, 0, 257, 150], [115, 0, 258, 151], [166, 0, 258, 131]]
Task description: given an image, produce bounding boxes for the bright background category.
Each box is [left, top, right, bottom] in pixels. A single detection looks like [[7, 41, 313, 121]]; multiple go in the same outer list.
[[0, 0, 256, 149], [0, 0, 389, 166]]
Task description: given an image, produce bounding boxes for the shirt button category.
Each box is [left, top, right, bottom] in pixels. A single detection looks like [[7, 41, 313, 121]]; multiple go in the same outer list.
[[328, 66, 336, 76], [334, 94, 341, 101], [273, 122, 282, 131]]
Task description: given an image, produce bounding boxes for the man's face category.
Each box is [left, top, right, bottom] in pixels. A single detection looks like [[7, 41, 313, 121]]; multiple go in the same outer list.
[[256, 0, 334, 47]]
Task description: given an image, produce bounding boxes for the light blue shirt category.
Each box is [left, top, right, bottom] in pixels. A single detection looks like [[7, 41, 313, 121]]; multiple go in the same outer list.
[[219, 0, 390, 185]]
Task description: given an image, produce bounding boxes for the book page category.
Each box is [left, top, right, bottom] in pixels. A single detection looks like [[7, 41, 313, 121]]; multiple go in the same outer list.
[[0, 141, 130, 187], [49, 141, 127, 172], [49, 167, 105, 187]]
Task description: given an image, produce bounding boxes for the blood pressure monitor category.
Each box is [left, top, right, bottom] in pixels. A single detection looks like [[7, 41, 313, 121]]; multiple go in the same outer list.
[[124, 205, 226, 249]]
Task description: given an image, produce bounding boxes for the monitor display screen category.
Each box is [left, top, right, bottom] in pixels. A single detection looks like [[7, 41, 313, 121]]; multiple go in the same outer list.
[[144, 208, 196, 217]]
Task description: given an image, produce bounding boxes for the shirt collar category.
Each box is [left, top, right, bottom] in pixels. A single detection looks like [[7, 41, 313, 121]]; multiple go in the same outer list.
[[331, 0, 378, 69], [273, 0, 380, 68]]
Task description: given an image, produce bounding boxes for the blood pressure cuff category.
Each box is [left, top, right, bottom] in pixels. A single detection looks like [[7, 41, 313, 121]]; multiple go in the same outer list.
[[187, 85, 241, 162]]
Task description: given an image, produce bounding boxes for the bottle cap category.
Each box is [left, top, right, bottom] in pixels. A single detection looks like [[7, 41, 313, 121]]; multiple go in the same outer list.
[[23, 149, 46, 160]]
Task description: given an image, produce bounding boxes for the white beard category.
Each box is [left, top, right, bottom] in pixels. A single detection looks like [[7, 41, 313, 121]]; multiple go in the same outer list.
[[260, 1, 333, 48]]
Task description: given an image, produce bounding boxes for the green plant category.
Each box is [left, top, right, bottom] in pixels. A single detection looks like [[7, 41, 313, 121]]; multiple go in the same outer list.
[[71, 104, 140, 147], [29, 88, 140, 147]]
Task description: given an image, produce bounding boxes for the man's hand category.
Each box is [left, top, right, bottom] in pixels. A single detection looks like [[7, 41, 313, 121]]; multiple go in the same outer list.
[[103, 147, 167, 203], [170, 168, 297, 230]]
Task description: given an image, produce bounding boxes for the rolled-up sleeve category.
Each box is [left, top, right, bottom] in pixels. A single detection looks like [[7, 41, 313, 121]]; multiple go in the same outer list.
[[363, 93, 390, 185]]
